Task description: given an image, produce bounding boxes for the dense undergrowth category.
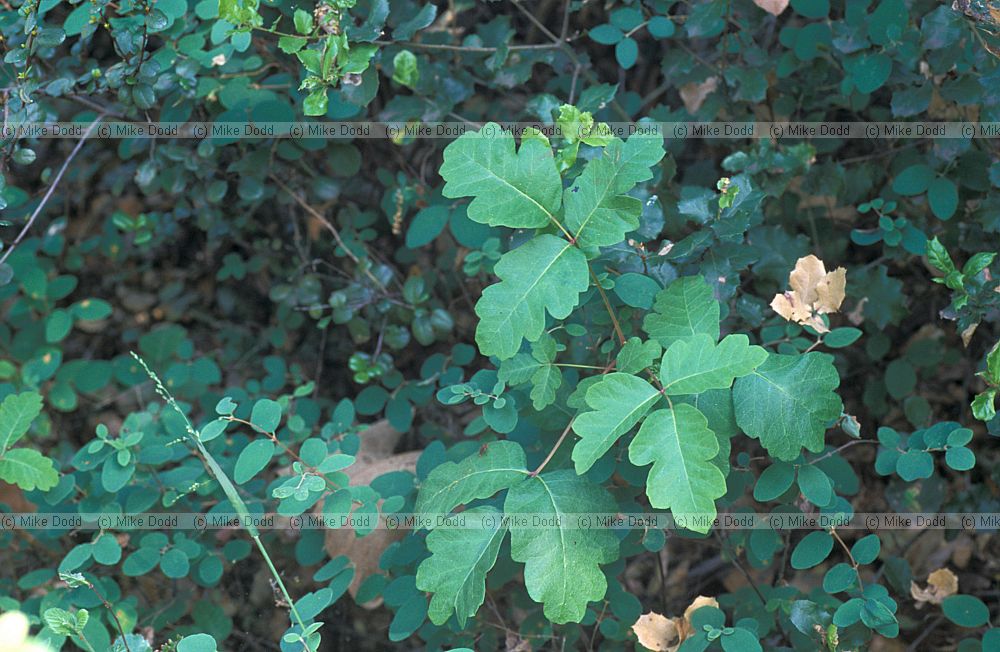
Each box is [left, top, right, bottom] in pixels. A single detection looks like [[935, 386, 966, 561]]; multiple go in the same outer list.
[[2, 0, 1000, 650]]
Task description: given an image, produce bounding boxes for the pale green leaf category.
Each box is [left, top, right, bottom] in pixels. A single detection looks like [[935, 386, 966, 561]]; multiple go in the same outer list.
[[475, 234, 589, 360], [440, 123, 561, 228], [616, 337, 662, 374], [497, 353, 543, 385], [529, 364, 562, 410], [564, 134, 665, 248], [415, 440, 528, 519], [504, 470, 618, 623], [0, 391, 43, 454], [642, 276, 720, 347], [733, 352, 843, 461], [628, 404, 726, 532], [0, 447, 58, 491], [571, 373, 660, 473], [416, 506, 506, 627], [660, 334, 767, 395]]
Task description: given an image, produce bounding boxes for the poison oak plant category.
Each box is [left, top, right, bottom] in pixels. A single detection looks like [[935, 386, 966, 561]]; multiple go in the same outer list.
[[2, 0, 1000, 650]]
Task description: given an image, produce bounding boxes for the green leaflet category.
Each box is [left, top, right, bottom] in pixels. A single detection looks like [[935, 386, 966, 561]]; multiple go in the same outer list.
[[0, 447, 59, 491], [529, 364, 562, 410], [733, 352, 843, 461], [0, 391, 43, 453], [642, 276, 721, 347], [475, 234, 589, 360], [440, 124, 562, 228], [571, 373, 660, 473], [675, 388, 736, 476], [660, 334, 767, 395], [416, 506, 506, 627], [504, 470, 618, 623], [564, 134, 665, 249], [415, 440, 528, 520], [616, 337, 662, 374], [628, 404, 726, 533]]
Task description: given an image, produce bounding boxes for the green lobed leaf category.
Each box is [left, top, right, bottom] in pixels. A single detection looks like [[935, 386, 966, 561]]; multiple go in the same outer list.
[[615, 337, 662, 374], [571, 373, 660, 473], [628, 404, 727, 532], [563, 134, 665, 249], [474, 234, 589, 360], [440, 124, 562, 228], [504, 470, 618, 623], [733, 352, 843, 461], [642, 276, 720, 347], [0, 448, 59, 491], [415, 440, 528, 519], [0, 391, 43, 453], [415, 506, 506, 627], [659, 334, 767, 395]]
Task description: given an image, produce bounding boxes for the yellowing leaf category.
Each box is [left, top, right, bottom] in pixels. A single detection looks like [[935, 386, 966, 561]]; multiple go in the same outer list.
[[753, 0, 789, 15], [771, 255, 847, 333], [910, 568, 958, 607]]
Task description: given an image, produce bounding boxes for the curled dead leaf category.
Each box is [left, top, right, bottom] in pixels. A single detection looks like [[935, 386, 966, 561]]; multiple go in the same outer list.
[[680, 77, 718, 114], [633, 612, 682, 652], [910, 568, 959, 607], [753, 0, 789, 15], [632, 595, 719, 651], [318, 420, 421, 609], [771, 255, 847, 333]]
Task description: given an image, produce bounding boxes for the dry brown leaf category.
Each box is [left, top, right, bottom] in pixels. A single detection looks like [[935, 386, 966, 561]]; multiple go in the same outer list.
[[680, 77, 718, 114], [632, 596, 719, 651], [910, 568, 959, 607], [633, 612, 683, 651], [319, 420, 421, 608], [771, 255, 847, 333], [753, 0, 789, 15]]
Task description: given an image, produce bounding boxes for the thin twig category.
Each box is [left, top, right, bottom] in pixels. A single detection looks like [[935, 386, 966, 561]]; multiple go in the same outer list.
[[269, 174, 388, 292], [530, 418, 575, 476], [373, 39, 560, 53], [0, 114, 105, 266]]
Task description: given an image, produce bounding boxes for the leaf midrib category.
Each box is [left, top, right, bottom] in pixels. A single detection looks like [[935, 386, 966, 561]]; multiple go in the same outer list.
[[458, 150, 556, 222]]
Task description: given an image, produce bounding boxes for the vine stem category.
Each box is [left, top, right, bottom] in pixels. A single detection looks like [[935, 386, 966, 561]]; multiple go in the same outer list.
[[830, 527, 864, 589], [84, 578, 132, 652], [588, 266, 627, 346], [530, 418, 575, 477]]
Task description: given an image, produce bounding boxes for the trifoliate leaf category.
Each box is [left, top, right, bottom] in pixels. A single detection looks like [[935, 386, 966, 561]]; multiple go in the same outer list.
[[0, 447, 59, 491], [659, 334, 767, 395], [415, 440, 528, 519], [733, 352, 843, 461], [0, 391, 43, 453], [571, 373, 660, 473], [504, 470, 618, 623], [628, 404, 727, 532], [440, 124, 562, 228], [564, 134, 665, 249], [415, 506, 506, 627], [475, 234, 589, 360], [642, 276, 720, 347]]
